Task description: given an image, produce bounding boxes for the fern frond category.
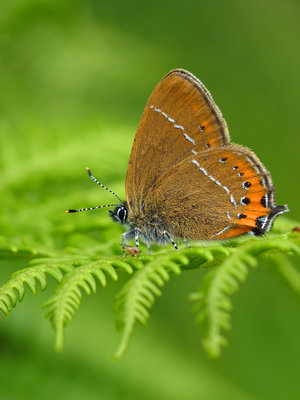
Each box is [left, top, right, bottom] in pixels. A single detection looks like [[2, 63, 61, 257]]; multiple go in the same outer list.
[[113, 252, 188, 359], [42, 256, 136, 351], [191, 233, 300, 358], [0, 263, 73, 317], [191, 249, 256, 358], [1, 218, 299, 359], [183, 246, 230, 270], [0, 236, 55, 259], [269, 254, 300, 293]]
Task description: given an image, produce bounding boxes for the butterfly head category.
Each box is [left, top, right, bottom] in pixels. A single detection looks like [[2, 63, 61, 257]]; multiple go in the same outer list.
[[109, 203, 128, 224]]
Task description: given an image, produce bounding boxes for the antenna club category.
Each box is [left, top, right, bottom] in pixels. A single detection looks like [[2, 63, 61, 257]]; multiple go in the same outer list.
[[65, 210, 69, 213], [86, 167, 92, 177]]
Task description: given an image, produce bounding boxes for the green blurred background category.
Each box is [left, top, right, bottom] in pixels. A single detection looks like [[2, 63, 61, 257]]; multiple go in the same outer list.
[[0, 1, 299, 399]]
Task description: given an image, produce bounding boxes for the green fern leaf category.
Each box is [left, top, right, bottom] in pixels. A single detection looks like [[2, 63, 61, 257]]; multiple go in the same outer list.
[[0, 236, 55, 259], [0, 263, 73, 317], [269, 253, 300, 293], [42, 256, 136, 351], [113, 252, 188, 359], [191, 233, 300, 358], [191, 249, 256, 357], [1, 217, 299, 359]]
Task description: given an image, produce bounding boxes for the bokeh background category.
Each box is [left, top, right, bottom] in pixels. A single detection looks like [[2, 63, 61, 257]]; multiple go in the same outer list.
[[0, 1, 299, 399]]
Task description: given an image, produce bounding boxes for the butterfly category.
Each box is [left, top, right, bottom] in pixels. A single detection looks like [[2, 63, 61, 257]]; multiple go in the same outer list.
[[67, 69, 288, 255]]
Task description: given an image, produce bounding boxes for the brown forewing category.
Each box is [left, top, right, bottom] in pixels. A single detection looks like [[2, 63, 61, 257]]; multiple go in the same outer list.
[[125, 69, 230, 213]]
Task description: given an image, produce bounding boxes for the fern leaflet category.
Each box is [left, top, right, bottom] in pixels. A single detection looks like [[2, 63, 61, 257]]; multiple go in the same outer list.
[[42, 256, 137, 351], [270, 253, 300, 293], [113, 252, 189, 359], [0, 221, 299, 358], [0, 262, 73, 316], [191, 234, 300, 358]]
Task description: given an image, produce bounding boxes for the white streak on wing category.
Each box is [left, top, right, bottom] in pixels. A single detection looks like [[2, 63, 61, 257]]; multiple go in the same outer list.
[[230, 195, 237, 207], [269, 191, 276, 208], [262, 219, 267, 230], [184, 133, 195, 144], [212, 225, 231, 238], [257, 216, 268, 230], [191, 159, 238, 206], [150, 104, 196, 145], [263, 194, 269, 208], [226, 212, 231, 220], [260, 177, 267, 188], [264, 205, 289, 232], [174, 124, 184, 130], [191, 149, 197, 155]]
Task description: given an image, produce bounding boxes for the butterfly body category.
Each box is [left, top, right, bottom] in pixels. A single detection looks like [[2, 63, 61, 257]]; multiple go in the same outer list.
[[110, 203, 173, 246]]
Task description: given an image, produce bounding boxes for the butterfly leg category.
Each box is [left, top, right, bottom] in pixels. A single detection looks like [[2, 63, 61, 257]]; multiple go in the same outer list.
[[134, 227, 142, 249], [147, 244, 151, 255], [184, 240, 191, 248], [121, 233, 127, 256], [163, 231, 178, 251], [121, 231, 131, 256]]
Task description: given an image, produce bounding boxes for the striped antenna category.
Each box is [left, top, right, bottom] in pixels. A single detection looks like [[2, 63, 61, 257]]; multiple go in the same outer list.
[[86, 167, 122, 202], [66, 204, 118, 213]]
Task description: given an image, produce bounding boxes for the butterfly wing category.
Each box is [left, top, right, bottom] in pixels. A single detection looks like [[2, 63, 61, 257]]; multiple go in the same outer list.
[[126, 69, 230, 211], [144, 144, 288, 240]]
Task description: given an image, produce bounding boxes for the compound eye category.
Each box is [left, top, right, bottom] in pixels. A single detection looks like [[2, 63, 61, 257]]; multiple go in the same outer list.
[[117, 207, 126, 223]]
